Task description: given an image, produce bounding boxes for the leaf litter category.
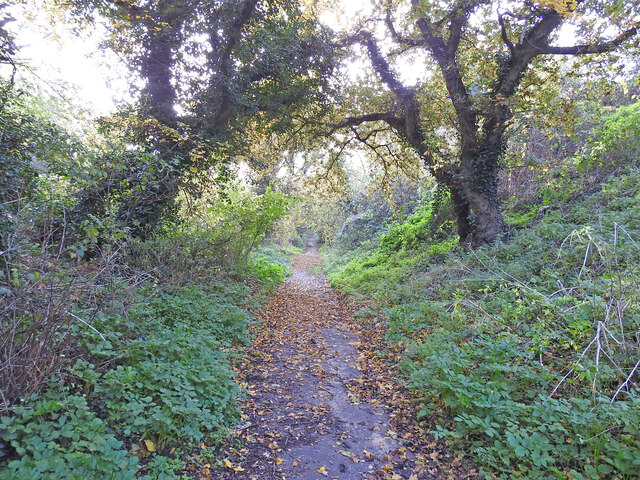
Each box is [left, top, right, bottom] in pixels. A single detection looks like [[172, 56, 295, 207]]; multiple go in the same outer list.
[[209, 246, 480, 479]]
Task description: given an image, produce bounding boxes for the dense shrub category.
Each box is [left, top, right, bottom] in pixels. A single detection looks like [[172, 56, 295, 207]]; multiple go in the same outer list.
[[326, 188, 458, 298], [128, 185, 291, 284], [249, 243, 300, 292], [90, 330, 238, 446]]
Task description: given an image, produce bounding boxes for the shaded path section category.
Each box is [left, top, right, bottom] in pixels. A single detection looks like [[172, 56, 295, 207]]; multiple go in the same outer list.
[[226, 247, 414, 479]]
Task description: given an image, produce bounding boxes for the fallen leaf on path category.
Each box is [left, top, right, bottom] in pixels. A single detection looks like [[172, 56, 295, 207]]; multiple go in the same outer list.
[[316, 465, 329, 476], [339, 450, 359, 463]]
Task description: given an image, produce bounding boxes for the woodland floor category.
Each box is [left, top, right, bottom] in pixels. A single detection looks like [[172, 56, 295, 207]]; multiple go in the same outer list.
[[210, 246, 480, 480]]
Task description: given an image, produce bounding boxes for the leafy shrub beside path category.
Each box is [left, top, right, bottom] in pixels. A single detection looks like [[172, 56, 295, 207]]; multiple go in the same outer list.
[[0, 282, 256, 479], [325, 167, 640, 479]]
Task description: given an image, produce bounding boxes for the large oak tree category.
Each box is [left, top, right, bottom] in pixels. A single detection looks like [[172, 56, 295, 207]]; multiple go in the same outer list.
[[331, 0, 639, 245]]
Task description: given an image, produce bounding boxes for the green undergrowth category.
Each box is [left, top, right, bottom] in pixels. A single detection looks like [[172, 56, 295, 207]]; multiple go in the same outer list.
[[324, 189, 458, 300], [1, 280, 250, 479], [324, 167, 640, 479], [248, 243, 301, 293], [1, 253, 290, 479]]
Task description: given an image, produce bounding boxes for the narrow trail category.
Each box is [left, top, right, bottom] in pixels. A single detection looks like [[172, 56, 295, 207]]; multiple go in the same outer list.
[[219, 246, 477, 480]]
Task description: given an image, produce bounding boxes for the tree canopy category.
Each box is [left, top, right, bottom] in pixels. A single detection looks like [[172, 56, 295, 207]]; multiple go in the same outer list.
[[61, 0, 336, 236], [3, 0, 639, 245]]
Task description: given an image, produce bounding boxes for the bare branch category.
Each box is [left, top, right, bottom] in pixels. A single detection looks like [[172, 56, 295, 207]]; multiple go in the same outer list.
[[65, 311, 106, 341], [612, 358, 640, 402], [318, 135, 356, 180], [497, 12, 516, 54]]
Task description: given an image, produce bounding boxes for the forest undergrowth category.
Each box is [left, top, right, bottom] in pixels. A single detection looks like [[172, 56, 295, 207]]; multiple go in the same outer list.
[[1, 156, 296, 479], [323, 103, 640, 480]]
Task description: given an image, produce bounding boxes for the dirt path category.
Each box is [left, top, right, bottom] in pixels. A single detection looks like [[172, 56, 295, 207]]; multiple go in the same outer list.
[[217, 247, 478, 480]]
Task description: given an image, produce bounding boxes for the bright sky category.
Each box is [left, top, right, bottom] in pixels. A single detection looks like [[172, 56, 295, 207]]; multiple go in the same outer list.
[[7, 4, 130, 116]]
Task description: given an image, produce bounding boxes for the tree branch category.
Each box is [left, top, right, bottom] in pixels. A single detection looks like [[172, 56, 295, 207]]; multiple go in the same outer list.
[[497, 12, 515, 54], [384, 1, 420, 48], [329, 112, 405, 134], [207, 0, 260, 126], [447, 2, 479, 54], [447, 14, 465, 53], [412, 2, 477, 153], [355, 31, 413, 99], [220, 0, 260, 70], [540, 24, 639, 55], [493, 11, 563, 99]]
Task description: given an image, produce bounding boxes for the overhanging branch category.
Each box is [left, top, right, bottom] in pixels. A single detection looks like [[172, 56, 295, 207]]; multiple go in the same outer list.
[[354, 31, 414, 100], [384, 1, 421, 48], [540, 24, 639, 55], [497, 12, 516, 54], [328, 112, 405, 134]]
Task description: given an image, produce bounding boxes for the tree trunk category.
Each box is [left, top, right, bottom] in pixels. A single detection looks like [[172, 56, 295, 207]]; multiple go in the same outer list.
[[449, 185, 473, 244], [458, 147, 505, 245]]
